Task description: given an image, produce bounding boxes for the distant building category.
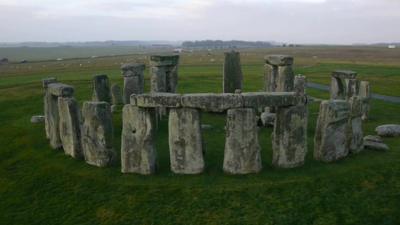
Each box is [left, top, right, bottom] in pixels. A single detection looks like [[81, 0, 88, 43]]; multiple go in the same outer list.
[[388, 45, 396, 49]]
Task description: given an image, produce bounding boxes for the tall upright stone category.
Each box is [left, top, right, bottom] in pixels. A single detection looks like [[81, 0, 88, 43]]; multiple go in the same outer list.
[[58, 97, 82, 159], [330, 70, 357, 100], [359, 81, 371, 120], [345, 78, 360, 100], [223, 108, 262, 174], [92, 74, 111, 103], [272, 104, 308, 168], [121, 63, 145, 104], [264, 55, 294, 92], [348, 96, 364, 153], [47, 83, 74, 149], [42, 77, 58, 139], [169, 108, 204, 174], [294, 75, 307, 95], [150, 55, 179, 93], [81, 102, 114, 167], [223, 51, 243, 93], [314, 100, 350, 162], [121, 105, 157, 174], [110, 84, 123, 105]]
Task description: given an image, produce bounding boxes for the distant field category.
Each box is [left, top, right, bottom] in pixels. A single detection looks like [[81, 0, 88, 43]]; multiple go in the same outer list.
[[0, 46, 400, 224]]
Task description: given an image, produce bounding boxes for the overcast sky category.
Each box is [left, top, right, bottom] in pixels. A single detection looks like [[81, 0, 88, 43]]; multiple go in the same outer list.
[[1, 0, 399, 44]]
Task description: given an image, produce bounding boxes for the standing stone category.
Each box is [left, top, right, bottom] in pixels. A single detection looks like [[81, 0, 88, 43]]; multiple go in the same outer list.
[[42, 77, 58, 139], [359, 81, 371, 120], [150, 55, 179, 93], [121, 105, 157, 174], [121, 63, 145, 104], [92, 74, 111, 103], [223, 108, 262, 174], [169, 108, 204, 174], [345, 78, 360, 100], [110, 84, 123, 105], [314, 100, 351, 162], [348, 96, 364, 153], [330, 70, 357, 100], [47, 83, 74, 149], [264, 55, 294, 92], [294, 75, 307, 95], [58, 97, 82, 159], [223, 50, 243, 93], [272, 104, 308, 168], [264, 64, 278, 92], [81, 102, 114, 167]]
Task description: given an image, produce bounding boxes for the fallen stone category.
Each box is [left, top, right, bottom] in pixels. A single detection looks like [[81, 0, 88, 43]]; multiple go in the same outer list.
[[223, 108, 262, 174], [314, 100, 350, 162], [81, 101, 114, 167], [364, 140, 389, 151], [169, 108, 204, 174], [363, 135, 383, 143], [121, 105, 157, 174], [31, 115, 45, 123], [181, 93, 242, 112], [375, 124, 400, 137]]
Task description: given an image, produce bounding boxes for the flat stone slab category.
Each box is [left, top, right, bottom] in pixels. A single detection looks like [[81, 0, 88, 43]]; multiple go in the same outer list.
[[47, 83, 74, 97], [265, 55, 293, 66], [332, 70, 357, 79], [242, 92, 304, 108], [31, 115, 45, 123], [363, 135, 389, 151], [375, 124, 400, 137], [132, 93, 182, 108], [181, 93, 243, 112]]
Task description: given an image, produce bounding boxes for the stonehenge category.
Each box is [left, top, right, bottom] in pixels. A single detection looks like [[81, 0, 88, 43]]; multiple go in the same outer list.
[[348, 96, 364, 153], [150, 55, 179, 93], [330, 70, 358, 100], [92, 74, 111, 103], [223, 51, 243, 93], [264, 55, 294, 93], [121, 63, 145, 104]]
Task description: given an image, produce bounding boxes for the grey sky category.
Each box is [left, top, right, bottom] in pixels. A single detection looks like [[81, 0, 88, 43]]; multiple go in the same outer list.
[[1, 0, 399, 44]]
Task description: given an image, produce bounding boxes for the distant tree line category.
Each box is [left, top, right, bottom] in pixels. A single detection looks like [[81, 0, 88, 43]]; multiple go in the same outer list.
[[181, 40, 273, 49]]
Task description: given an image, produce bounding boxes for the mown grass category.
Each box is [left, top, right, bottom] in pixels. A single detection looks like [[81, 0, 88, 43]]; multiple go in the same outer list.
[[0, 49, 400, 225]]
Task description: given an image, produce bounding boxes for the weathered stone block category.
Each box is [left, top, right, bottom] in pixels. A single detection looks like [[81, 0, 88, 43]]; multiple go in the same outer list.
[[223, 108, 262, 174], [181, 93, 243, 112], [43, 78, 58, 139], [294, 75, 307, 95], [242, 92, 304, 109], [265, 55, 294, 66], [81, 102, 114, 167], [132, 93, 182, 108], [277, 65, 294, 92], [58, 97, 82, 159], [348, 97, 363, 153], [223, 50, 243, 93], [375, 124, 400, 137], [264, 64, 278, 92], [345, 78, 360, 100], [359, 81, 370, 120], [169, 108, 204, 174], [92, 74, 111, 103], [314, 100, 350, 162], [111, 84, 123, 105], [47, 83, 74, 97], [150, 55, 179, 93], [332, 70, 357, 79], [121, 105, 156, 174], [273, 104, 308, 168], [121, 63, 145, 104]]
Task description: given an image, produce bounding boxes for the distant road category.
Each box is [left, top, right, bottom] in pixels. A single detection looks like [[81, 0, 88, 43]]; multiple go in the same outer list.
[[307, 82, 400, 104]]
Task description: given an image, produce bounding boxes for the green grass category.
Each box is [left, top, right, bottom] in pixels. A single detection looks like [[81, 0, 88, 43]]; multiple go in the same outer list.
[[0, 48, 400, 225]]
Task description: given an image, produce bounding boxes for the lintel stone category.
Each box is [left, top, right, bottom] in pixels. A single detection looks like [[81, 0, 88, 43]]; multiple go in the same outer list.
[[47, 83, 74, 97], [242, 92, 304, 108], [121, 63, 145, 75], [132, 93, 182, 108], [181, 93, 243, 112], [265, 55, 294, 66], [332, 70, 357, 79], [150, 55, 179, 66]]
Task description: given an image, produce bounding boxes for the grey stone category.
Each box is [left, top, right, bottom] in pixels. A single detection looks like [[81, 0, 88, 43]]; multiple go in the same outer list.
[[345, 79, 360, 100], [223, 50, 243, 93], [42, 78, 58, 139], [92, 74, 111, 103], [375, 124, 400, 137], [364, 141, 389, 151], [132, 93, 182, 108], [181, 93, 243, 112], [81, 101, 114, 167], [273, 104, 308, 168], [58, 97, 82, 159], [260, 112, 275, 127], [330, 70, 358, 100], [294, 75, 307, 95], [332, 70, 357, 79], [150, 55, 179, 93], [47, 90, 63, 149], [242, 92, 305, 109], [121, 105, 156, 174], [169, 108, 204, 174], [111, 84, 123, 105], [265, 55, 294, 66], [359, 81, 371, 120], [348, 97, 363, 153], [364, 135, 383, 143], [314, 100, 350, 162], [47, 83, 74, 97], [223, 108, 262, 174], [277, 65, 294, 92], [121, 63, 145, 104], [31, 115, 45, 123], [264, 64, 278, 92]]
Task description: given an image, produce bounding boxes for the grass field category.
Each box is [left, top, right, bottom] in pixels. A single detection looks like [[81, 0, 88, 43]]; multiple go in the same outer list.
[[0, 47, 400, 225]]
